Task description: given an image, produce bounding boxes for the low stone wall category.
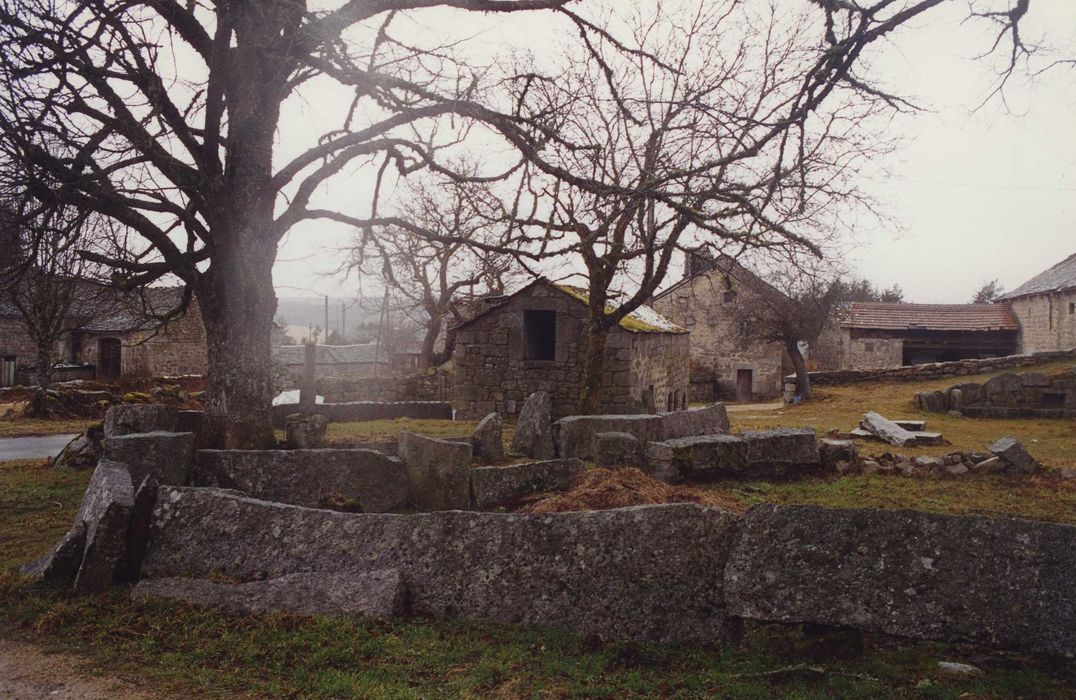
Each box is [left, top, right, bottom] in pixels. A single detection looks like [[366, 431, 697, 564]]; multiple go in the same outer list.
[[142, 489, 742, 645], [725, 504, 1076, 658], [786, 348, 1076, 389], [917, 368, 1076, 419], [192, 449, 409, 512], [644, 428, 820, 483], [554, 404, 729, 459], [136, 487, 1076, 656], [316, 370, 449, 403], [270, 400, 453, 427]]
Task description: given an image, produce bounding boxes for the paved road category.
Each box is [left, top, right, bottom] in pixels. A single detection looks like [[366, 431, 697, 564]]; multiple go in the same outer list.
[[0, 434, 76, 461]]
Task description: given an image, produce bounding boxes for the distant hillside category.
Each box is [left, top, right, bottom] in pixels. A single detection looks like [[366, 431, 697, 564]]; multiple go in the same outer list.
[[275, 295, 385, 342]]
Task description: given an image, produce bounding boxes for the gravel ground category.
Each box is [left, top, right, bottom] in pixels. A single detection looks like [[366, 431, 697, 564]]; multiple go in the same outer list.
[[0, 639, 156, 700]]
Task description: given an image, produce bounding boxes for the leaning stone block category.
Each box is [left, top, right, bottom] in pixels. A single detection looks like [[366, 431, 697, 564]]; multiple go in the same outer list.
[[284, 413, 328, 449], [193, 449, 408, 513], [659, 404, 729, 440], [818, 439, 857, 471], [989, 436, 1040, 474], [861, 412, 917, 447], [593, 432, 643, 468], [725, 504, 1076, 658], [470, 459, 585, 510], [104, 404, 178, 437], [555, 414, 663, 460], [20, 521, 87, 586], [472, 413, 505, 462], [142, 488, 742, 645], [134, 570, 406, 618], [510, 392, 554, 459], [103, 431, 194, 486], [399, 432, 472, 511]]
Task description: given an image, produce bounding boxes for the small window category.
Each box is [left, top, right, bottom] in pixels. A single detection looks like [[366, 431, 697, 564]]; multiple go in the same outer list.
[[722, 291, 737, 304], [1069, 302, 1075, 315], [523, 310, 557, 361]]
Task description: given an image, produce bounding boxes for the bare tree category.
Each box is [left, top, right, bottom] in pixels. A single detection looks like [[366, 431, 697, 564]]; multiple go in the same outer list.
[[972, 279, 1005, 303], [0, 0, 1055, 440], [350, 173, 520, 368], [0, 196, 101, 414]]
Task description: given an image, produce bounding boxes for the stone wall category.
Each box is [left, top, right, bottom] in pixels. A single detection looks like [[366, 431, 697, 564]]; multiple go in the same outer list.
[[651, 269, 790, 400], [77, 301, 208, 379], [316, 369, 449, 403], [270, 401, 452, 427], [841, 332, 904, 370], [451, 283, 688, 420], [136, 488, 1076, 656], [787, 348, 1076, 389], [917, 368, 1076, 418], [1009, 290, 1076, 354]]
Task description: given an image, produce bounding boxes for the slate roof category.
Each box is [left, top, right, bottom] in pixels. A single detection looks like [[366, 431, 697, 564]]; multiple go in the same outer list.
[[276, 343, 388, 365], [841, 302, 1019, 332], [998, 252, 1076, 300]]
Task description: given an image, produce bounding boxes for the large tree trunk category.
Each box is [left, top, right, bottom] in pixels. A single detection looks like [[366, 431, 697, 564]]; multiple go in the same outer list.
[[197, 17, 284, 449], [786, 338, 811, 400], [198, 238, 278, 449], [576, 319, 610, 415]]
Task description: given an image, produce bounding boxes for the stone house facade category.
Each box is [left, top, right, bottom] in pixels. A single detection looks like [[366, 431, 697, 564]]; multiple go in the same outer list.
[[0, 283, 209, 386], [999, 252, 1076, 353], [650, 254, 791, 401], [450, 279, 690, 420]]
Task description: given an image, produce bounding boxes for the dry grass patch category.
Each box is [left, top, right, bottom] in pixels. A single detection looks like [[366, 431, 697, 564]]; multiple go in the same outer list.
[[524, 467, 745, 514], [0, 418, 97, 438], [731, 358, 1076, 469]]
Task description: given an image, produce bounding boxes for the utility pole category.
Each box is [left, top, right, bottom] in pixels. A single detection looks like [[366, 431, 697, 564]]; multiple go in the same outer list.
[[324, 295, 329, 340]]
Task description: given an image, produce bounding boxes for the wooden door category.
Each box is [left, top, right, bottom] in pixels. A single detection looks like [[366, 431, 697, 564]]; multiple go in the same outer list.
[[98, 338, 122, 379], [736, 369, 753, 403]]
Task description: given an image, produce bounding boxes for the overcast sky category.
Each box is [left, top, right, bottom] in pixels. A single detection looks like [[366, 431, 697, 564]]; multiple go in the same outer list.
[[273, 1, 1076, 305]]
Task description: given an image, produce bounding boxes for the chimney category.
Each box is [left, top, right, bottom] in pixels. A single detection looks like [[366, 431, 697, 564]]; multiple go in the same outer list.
[[684, 247, 716, 280]]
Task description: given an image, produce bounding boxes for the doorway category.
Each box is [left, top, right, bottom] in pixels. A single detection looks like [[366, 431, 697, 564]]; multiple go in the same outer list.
[[736, 369, 753, 402], [98, 338, 122, 379]]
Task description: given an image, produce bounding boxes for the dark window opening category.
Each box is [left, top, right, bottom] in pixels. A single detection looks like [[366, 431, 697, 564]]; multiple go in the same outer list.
[[723, 290, 737, 304], [523, 310, 557, 361], [1043, 393, 1065, 409], [1069, 302, 1075, 315]]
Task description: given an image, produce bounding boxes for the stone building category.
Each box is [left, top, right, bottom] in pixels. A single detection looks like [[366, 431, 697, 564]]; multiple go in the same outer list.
[[999, 252, 1076, 353], [816, 302, 1019, 370], [450, 279, 689, 420], [650, 253, 791, 401], [0, 283, 208, 386]]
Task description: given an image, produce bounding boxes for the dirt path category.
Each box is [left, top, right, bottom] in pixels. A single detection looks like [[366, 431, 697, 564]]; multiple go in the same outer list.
[[0, 639, 157, 699]]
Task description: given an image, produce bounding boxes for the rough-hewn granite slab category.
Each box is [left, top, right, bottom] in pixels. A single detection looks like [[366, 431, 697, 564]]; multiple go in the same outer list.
[[134, 570, 405, 618], [659, 404, 730, 439], [103, 431, 194, 486], [554, 415, 664, 460], [142, 488, 742, 645], [104, 404, 178, 437], [192, 449, 408, 512], [470, 459, 585, 509], [742, 428, 820, 474], [725, 504, 1076, 657]]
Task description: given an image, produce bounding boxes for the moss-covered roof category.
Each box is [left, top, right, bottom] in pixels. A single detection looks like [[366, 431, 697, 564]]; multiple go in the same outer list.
[[554, 284, 687, 334]]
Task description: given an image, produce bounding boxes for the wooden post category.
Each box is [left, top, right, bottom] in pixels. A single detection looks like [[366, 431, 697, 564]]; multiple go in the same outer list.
[[299, 341, 317, 412]]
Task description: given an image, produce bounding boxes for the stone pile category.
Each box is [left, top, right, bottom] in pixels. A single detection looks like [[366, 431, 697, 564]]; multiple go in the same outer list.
[[916, 368, 1076, 419], [554, 403, 730, 460], [851, 413, 943, 446], [839, 437, 1042, 478]]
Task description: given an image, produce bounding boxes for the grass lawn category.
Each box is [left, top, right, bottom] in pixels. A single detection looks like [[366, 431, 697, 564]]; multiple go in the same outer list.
[[3, 460, 1075, 698], [730, 358, 1076, 469], [0, 417, 98, 438]]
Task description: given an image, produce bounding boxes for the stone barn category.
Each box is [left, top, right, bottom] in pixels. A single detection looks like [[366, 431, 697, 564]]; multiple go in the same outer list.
[[650, 252, 792, 401], [450, 279, 690, 420], [827, 302, 1020, 368], [999, 251, 1076, 353]]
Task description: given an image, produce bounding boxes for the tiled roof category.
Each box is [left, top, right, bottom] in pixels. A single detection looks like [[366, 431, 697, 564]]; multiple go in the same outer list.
[[841, 302, 1019, 332], [998, 252, 1076, 300]]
